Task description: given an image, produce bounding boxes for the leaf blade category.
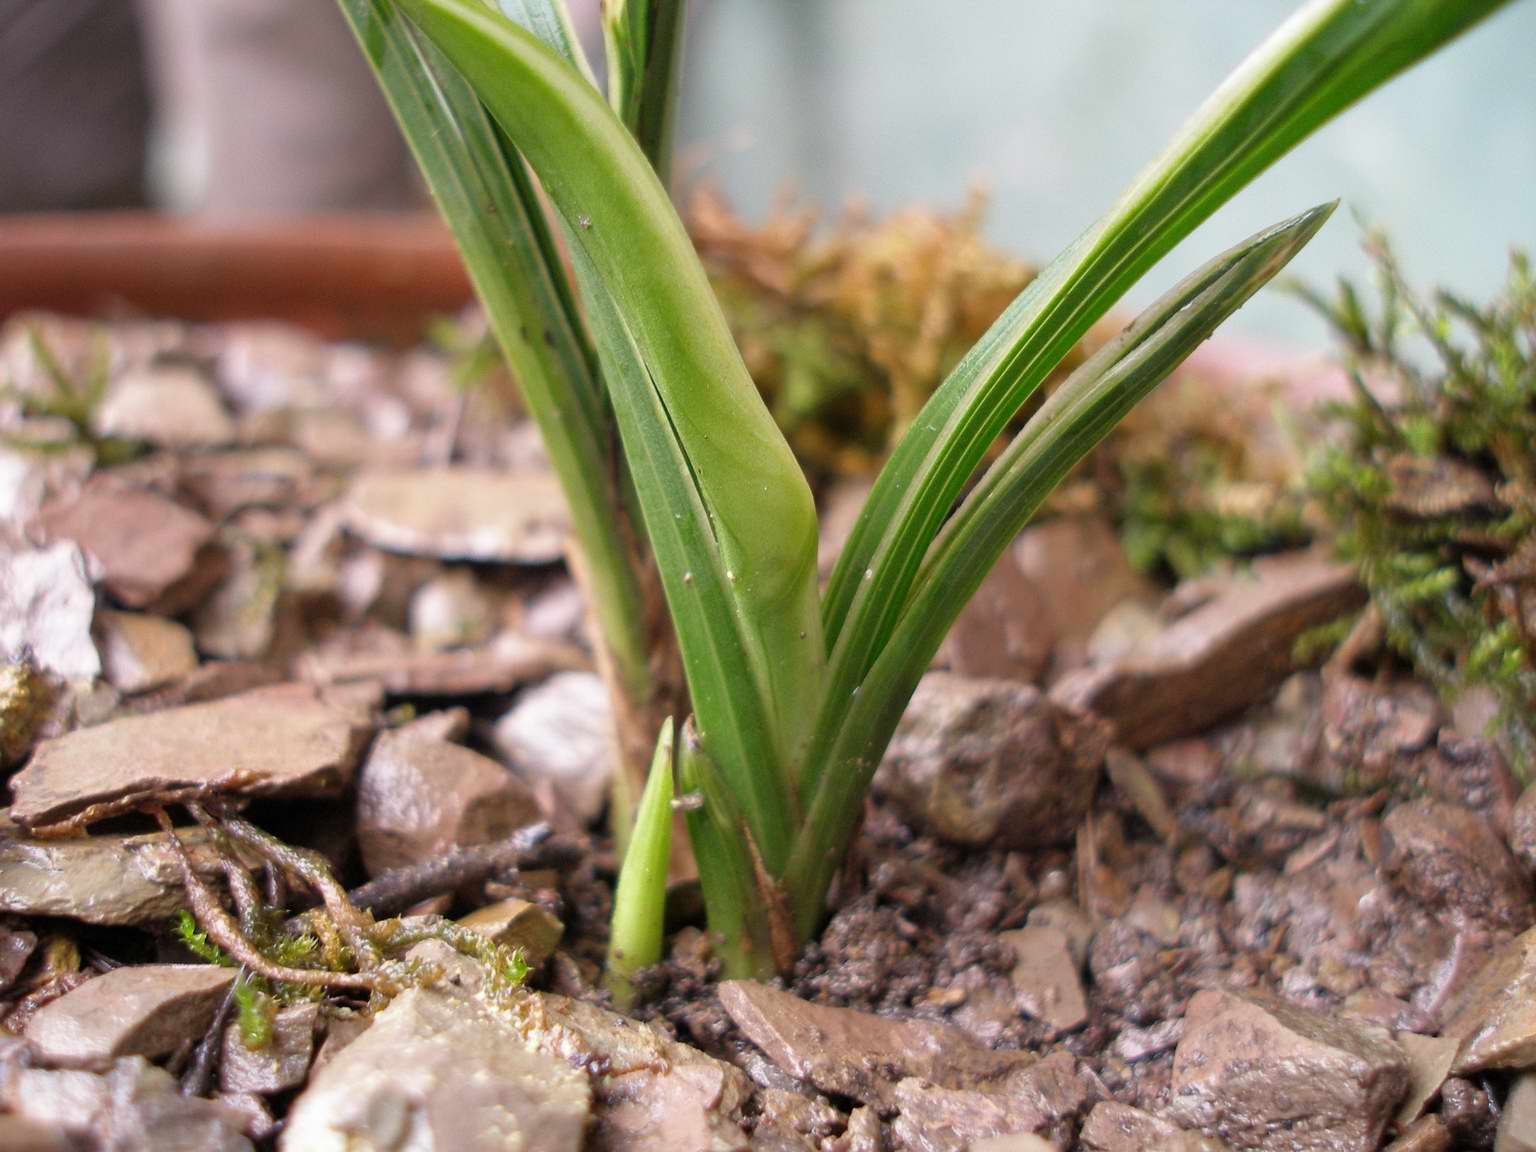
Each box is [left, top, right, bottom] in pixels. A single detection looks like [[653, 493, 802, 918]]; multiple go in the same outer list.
[[787, 203, 1334, 934], [396, 0, 824, 812], [813, 0, 1516, 806]]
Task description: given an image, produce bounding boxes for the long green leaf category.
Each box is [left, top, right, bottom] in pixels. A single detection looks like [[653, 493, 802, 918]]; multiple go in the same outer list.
[[603, 0, 688, 183], [573, 242, 793, 867], [338, 0, 651, 702], [812, 0, 1515, 807], [396, 0, 824, 828], [785, 203, 1333, 934], [489, 0, 596, 85]]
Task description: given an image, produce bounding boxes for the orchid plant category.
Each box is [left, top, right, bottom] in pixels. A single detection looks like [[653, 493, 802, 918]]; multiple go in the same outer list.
[[340, 0, 1516, 989]]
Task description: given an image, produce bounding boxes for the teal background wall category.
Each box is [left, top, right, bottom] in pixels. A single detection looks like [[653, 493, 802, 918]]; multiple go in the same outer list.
[[677, 2, 1536, 348]]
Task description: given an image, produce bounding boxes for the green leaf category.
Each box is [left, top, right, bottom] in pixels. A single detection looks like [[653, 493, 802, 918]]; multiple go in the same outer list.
[[338, 0, 652, 702], [395, 0, 823, 863], [487, 0, 596, 85], [603, 0, 688, 182], [606, 716, 674, 1005], [786, 203, 1333, 935], [573, 241, 793, 867], [813, 0, 1515, 806], [676, 718, 777, 980]]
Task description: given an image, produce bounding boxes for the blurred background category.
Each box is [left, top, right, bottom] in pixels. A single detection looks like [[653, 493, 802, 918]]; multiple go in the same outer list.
[[3, 0, 1532, 345]]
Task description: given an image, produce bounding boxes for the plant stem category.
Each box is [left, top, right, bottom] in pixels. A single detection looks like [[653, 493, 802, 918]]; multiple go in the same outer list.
[[676, 719, 777, 979]]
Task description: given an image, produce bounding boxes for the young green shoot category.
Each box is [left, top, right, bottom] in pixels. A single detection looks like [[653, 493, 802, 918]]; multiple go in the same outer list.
[[606, 716, 674, 1005]]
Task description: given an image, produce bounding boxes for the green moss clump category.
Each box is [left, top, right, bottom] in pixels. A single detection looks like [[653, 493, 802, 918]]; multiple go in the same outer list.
[[1304, 237, 1536, 766]]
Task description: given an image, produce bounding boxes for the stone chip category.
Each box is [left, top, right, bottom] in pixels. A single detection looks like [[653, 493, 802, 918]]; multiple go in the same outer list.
[[94, 610, 198, 694], [719, 979, 1034, 1111], [34, 485, 216, 609], [1383, 799, 1533, 933], [342, 468, 569, 564], [890, 1052, 1090, 1152], [0, 820, 221, 925], [878, 672, 1107, 850], [1052, 553, 1363, 749], [9, 684, 367, 830], [1167, 989, 1409, 1152], [282, 987, 589, 1152], [999, 925, 1088, 1037], [355, 717, 542, 877], [24, 965, 236, 1066]]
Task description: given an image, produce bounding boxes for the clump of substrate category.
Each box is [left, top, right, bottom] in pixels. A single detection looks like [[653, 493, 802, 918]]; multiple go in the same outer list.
[[1303, 238, 1536, 767]]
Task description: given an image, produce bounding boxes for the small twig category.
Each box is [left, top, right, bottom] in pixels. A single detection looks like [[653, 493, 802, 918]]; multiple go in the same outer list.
[[341, 824, 567, 919]]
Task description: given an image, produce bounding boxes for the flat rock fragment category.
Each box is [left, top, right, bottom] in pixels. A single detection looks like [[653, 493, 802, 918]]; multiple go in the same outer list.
[[1498, 1073, 1536, 1152], [356, 719, 542, 876], [1014, 515, 1155, 657], [7, 1057, 254, 1150], [1052, 553, 1363, 748], [494, 670, 614, 824], [342, 468, 569, 563], [35, 485, 216, 609], [1167, 989, 1408, 1152], [282, 987, 590, 1152], [220, 1003, 319, 1096], [942, 553, 1053, 684], [458, 898, 564, 967], [511, 991, 752, 1152], [1442, 926, 1536, 1074], [878, 672, 1106, 850], [24, 965, 236, 1066], [0, 822, 220, 925], [1382, 798, 1533, 932], [890, 1052, 1090, 1152], [718, 979, 1033, 1110], [8, 684, 366, 830], [998, 925, 1088, 1036], [94, 610, 198, 694], [1081, 1101, 1230, 1151], [1395, 1032, 1459, 1126], [303, 631, 585, 698], [94, 363, 235, 448]]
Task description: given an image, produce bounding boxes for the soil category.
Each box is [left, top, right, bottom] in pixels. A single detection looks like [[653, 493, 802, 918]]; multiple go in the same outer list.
[[0, 310, 1530, 1151]]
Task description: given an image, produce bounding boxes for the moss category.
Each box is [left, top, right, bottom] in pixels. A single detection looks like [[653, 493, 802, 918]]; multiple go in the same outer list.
[[1303, 236, 1536, 768], [232, 976, 276, 1050], [0, 662, 51, 767], [688, 189, 1086, 482], [0, 325, 142, 466]]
